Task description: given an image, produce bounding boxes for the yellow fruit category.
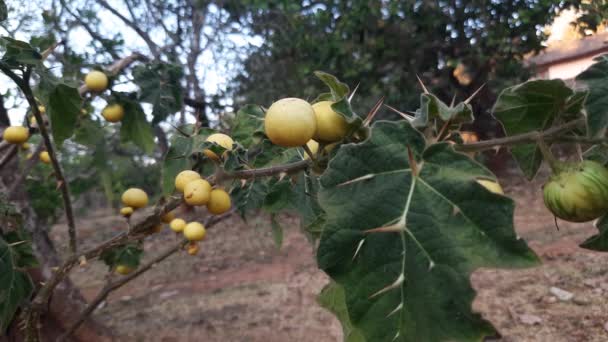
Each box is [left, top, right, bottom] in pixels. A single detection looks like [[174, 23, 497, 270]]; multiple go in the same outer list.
[[161, 211, 175, 223], [26, 153, 33, 159], [3, 126, 29, 144], [264, 98, 316, 147], [120, 206, 134, 217], [121, 188, 149, 208], [29, 116, 38, 127], [476, 179, 504, 195], [460, 131, 479, 144], [175, 170, 201, 192], [207, 189, 231, 215], [183, 222, 206, 241], [151, 224, 163, 233], [102, 104, 125, 123], [183, 179, 211, 206], [39, 151, 51, 164], [169, 218, 186, 233], [304, 140, 319, 160], [203, 133, 234, 160], [115, 265, 133, 275], [38, 105, 46, 114], [312, 101, 348, 142], [85, 70, 109, 92], [187, 242, 200, 256], [20, 142, 30, 150]]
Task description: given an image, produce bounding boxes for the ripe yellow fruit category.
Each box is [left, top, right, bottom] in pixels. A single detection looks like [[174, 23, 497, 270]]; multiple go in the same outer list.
[[85, 70, 109, 92], [264, 98, 316, 147], [115, 265, 133, 275], [26, 153, 33, 160], [175, 170, 201, 192], [161, 211, 175, 223], [183, 179, 211, 206], [121, 188, 149, 208], [120, 206, 134, 217], [203, 133, 234, 160], [169, 218, 186, 233], [39, 151, 51, 164], [183, 222, 206, 241], [304, 140, 319, 160], [476, 179, 504, 195], [38, 105, 46, 114], [102, 104, 125, 123], [207, 189, 231, 215], [20, 142, 30, 150], [312, 101, 348, 142], [460, 131, 479, 144], [3, 126, 29, 144], [29, 116, 38, 127], [187, 242, 200, 256]]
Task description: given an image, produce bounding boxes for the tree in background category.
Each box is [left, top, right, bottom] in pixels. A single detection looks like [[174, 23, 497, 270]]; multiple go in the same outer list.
[[233, 0, 589, 136]]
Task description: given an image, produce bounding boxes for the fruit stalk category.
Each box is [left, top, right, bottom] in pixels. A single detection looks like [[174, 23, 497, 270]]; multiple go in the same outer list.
[[536, 134, 564, 173]]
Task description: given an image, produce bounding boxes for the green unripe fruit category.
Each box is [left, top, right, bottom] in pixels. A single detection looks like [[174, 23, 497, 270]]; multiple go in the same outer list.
[[543, 160, 608, 222]]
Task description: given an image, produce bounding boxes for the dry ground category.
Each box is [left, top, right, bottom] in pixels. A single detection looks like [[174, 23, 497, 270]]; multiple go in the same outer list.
[[52, 172, 608, 342]]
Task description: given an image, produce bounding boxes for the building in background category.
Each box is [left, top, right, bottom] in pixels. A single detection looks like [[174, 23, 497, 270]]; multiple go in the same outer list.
[[529, 9, 608, 81]]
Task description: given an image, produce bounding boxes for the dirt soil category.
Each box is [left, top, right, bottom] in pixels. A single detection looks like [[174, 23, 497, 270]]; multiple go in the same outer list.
[[52, 171, 608, 342]]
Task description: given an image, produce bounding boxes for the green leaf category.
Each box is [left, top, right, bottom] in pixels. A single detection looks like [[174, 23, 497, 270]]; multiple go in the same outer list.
[[161, 134, 193, 195], [493, 79, 573, 179], [231, 180, 269, 218], [584, 145, 608, 166], [230, 104, 265, 148], [317, 282, 365, 342], [120, 100, 155, 153], [47, 83, 81, 145], [314, 71, 349, 101], [270, 214, 283, 249], [576, 54, 608, 137], [580, 215, 608, 252], [0, 210, 36, 332], [0, 37, 41, 66], [317, 121, 539, 342], [100, 243, 143, 269], [132, 62, 184, 125], [413, 93, 474, 128]]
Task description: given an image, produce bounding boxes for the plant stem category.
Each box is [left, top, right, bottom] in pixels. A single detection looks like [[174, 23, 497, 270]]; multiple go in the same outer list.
[[0, 64, 79, 255], [536, 134, 563, 173], [454, 118, 584, 153]]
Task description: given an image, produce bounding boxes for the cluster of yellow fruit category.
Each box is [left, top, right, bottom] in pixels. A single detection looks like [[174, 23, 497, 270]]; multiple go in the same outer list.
[[84, 70, 126, 123], [264, 98, 347, 154], [174, 170, 232, 213]]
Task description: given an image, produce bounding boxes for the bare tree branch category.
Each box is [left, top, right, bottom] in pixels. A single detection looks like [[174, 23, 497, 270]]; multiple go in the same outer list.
[[8, 142, 44, 198]]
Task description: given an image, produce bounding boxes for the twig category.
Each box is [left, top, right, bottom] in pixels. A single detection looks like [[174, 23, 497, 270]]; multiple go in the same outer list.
[[78, 53, 148, 96], [217, 159, 311, 182], [57, 239, 187, 342], [454, 118, 584, 153], [0, 144, 17, 169], [58, 210, 234, 341]]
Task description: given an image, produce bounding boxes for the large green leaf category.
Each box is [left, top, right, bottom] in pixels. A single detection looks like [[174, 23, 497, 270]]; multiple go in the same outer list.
[[576, 54, 608, 137], [317, 121, 538, 342], [0, 37, 41, 66], [47, 83, 82, 145], [580, 215, 608, 252], [492, 79, 573, 179], [132, 62, 184, 125], [120, 100, 155, 153]]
